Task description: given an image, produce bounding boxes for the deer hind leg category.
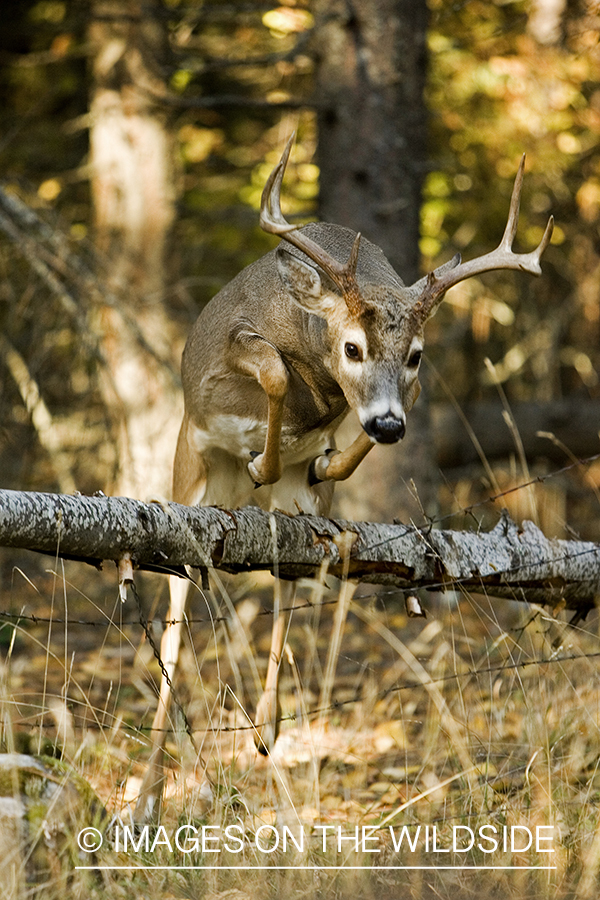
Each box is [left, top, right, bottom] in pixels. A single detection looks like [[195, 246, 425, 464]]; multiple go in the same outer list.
[[134, 420, 206, 823], [252, 464, 333, 755], [253, 579, 294, 755]]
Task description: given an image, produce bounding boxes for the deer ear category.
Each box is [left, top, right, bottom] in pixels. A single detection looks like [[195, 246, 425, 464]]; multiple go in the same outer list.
[[276, 248, 339, 317]]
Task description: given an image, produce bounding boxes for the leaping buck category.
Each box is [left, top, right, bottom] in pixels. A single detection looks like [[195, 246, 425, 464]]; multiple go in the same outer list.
[[134, 136, 553, 820]]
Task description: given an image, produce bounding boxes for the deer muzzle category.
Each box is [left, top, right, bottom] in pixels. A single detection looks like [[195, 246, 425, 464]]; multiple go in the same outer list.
[[364, 413, 406, 444]]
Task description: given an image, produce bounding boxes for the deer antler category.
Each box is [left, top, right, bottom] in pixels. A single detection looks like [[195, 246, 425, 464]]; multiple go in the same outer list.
[[410, 155, 554, 318], [260, 134, 364, 316]]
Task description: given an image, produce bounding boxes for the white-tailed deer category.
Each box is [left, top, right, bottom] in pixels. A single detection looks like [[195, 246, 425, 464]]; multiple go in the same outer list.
[[134, 136, 553, 820]]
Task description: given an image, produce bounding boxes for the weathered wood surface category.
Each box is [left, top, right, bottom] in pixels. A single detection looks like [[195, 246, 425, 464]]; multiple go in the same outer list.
[[0, 488, 598, 611]]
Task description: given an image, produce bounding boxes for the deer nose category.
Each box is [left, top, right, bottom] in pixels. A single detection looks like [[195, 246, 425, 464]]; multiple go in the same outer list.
[[364, 414, 406, 444]]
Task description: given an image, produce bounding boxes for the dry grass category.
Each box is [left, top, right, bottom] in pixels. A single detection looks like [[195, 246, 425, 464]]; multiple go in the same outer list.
[[0, 545, 599, 900]]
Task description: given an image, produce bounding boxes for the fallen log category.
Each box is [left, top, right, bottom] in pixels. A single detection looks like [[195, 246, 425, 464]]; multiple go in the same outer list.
[[0, 488, 598, 612]]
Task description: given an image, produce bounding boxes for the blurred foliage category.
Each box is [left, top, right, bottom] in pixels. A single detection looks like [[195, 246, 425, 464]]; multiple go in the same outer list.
[[0, 0, 598, 513], [425, 0, 600, 408]]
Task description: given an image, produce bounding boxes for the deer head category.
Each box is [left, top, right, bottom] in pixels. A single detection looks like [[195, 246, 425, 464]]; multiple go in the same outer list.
[[260, 135, 553, 445]]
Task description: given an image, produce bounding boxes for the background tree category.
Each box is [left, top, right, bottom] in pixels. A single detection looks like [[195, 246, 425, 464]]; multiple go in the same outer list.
[[87, 0, 181, 497], [311, 0, 435, 522]]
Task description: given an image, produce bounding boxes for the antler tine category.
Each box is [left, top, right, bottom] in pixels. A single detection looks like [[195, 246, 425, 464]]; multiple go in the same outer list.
[[499, 153, 525, 251], [259, 133, 297, 236], [259, 134, 363, 312], [347, 231, 362, 277], [536, 214, 555, 260], [411, 156, 554, 316]]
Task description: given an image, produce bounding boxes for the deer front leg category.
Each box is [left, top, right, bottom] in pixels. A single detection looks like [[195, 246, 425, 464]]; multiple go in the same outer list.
[[310, 429, 374, 483], [228, 328, 288, 486]]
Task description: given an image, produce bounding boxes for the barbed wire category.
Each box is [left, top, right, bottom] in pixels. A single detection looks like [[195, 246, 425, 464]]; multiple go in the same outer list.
[[0, 540, 598, 633], [2, 541, 598, 631], [9, 642, 600, 740], [0, 589, 344, 629], [133, 645, 600, 739], [128, 578, 198, 752]]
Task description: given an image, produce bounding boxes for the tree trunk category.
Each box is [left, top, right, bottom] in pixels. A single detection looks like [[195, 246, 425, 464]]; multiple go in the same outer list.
[[311, 0, 436, 524], [88, 0, 181, 499], [89, 0, 175, 294], [313, 0, 427, 278]]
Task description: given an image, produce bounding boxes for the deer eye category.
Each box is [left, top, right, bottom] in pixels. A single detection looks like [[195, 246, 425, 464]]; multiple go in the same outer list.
[[345, 342, 363, 361], [408, 349, 422, 368]]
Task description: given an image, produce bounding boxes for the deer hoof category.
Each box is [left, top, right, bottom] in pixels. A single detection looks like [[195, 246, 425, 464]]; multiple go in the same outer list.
[[248, 455, 264, 485], [308, 450, 338, 485], [308, 459, 322, 486]]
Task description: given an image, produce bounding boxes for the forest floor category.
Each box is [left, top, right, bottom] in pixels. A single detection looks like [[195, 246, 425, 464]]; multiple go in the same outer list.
[[0, 541, 599, 900]]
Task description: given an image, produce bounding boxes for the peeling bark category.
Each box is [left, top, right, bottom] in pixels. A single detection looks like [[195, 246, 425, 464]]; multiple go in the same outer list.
[[0, 489, 598, 612]]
